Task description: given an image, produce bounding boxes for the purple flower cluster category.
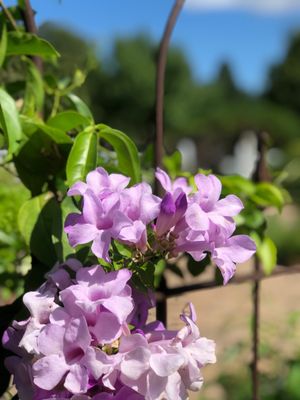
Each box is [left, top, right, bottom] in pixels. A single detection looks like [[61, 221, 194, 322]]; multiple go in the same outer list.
[[65, 167, 256, 284], [3, 167, 256, 399], [64, 168, 160, 261], [3, 261, 215, 400]]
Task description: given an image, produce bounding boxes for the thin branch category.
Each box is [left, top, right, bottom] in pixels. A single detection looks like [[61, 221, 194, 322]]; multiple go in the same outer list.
[[20, 0, 43, 72], [20, 0, 37, 34], [0, 0, 18, 30], [155, 0, 185, 326]]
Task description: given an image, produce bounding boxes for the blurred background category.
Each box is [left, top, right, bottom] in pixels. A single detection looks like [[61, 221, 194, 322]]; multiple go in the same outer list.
[[1, 1, 300, 399]]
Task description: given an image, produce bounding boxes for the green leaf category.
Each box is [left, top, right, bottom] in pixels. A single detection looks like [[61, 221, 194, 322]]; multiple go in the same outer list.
[[18, 193, 59, 266], [154, 259, 166, 287], [256, 236, 277, 275], [22, 58, 44, 115], [38, 123, 72, 144], [132, 262, 155, 292], [0, 88, 23, 156], [66, 127, 98, 186], [47, 111, 90, 132], [284, 363, 300, 398], [236, 205, 266, 229], [187, 255, 210, 277], [220, 175, 256, 197], [251, 182, 285, 210], [7, 31, 59, 58], [0, 230, 14, 245], [163, 150, 182, 178], [20, 116, 72, 144], [67, 93, 94, 122], [0, 22, 7, 67], [98, 124, 141, 184], [14, 130, 68, 195], [52, 196, 76, 261]]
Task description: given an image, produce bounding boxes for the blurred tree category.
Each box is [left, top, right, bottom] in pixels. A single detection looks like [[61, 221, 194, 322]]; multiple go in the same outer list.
[[86, 35, 197, 146], [39, 22, 98, 102], [266, 32, 300, 115], [39, 23, 300, 171], [39, 25, 197, 146], [39, 22, 97, 77]]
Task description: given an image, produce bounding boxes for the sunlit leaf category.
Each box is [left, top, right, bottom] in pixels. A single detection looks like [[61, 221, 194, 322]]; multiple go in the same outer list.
[[253, 234, 277, 275], [7, 31, 59, 58], [22, 58, 44, 115], [18, 193, 59, 266], [98, 124, 141, 184], [47, 110, 90, 131], [0, 88, 23, 156], [220, 175, 256, 197], [67, 93, 94, 122], [0, 22, 7, 67], [252, 182, 285, 211], [163, 150, 182, 179], [66, 127, 98, 186]]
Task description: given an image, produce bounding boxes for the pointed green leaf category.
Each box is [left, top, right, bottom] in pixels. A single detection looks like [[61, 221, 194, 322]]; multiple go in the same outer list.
[[66, 127, 98, 186], [18, 193, 59, 266], [51, 196, 76, 261], [257, 236, 277, 275], [98, 124, 141, 184], [38, 123, 72, 144], [252, 182, 285, 211], [67, 93, 94, 122], [47, 111, 90, 131], [19, 116, 72, 144], [7, 31, 59, 58], [0, 88, 23, 156], [22, 58, 44, 115], [0, 22, 7, 67], [163, 150, 182, 179]]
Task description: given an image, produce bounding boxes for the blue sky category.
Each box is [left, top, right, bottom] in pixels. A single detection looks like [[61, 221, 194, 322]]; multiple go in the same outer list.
[[9, 0, 300, 93]]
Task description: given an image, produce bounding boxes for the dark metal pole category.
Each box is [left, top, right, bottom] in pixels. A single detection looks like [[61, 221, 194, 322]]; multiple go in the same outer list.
[[251, 131, 270, 400], [154, 0, 185, 325]]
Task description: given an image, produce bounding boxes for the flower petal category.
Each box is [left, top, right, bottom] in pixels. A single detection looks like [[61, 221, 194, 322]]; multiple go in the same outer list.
[[155, 168, 172, 192], [215, 194, 244, 217], [37, 324, 65, 356], [185, 203, 209, 231], [90, 312, 122, 345], [149, 352, 184, 377], [121, 346, 151, 380], [64, 364, 89, 394], [64, 317, 91, 363], [33, 354, 68, 390], [64, 214, 98, 247]]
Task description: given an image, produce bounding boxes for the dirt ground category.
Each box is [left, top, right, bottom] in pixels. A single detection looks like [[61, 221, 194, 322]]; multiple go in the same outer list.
[[165, 261, 300, 399]]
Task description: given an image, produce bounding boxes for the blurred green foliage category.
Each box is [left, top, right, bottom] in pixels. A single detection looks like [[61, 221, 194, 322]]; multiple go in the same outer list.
[[0, 168, 30, 300]]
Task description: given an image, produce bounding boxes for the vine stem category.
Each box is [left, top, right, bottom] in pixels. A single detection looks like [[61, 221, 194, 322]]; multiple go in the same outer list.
[[155, 0, 185, 183], [0, 0, 18, 30], [155, 0, 185, 325], [251, 131, 270, 400], [20, 0, 43, 72]]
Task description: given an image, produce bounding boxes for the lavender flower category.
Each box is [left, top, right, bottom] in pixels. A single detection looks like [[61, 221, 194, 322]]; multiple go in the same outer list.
[[3, 263, 215, 400], [65, 168, 160, 261]]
